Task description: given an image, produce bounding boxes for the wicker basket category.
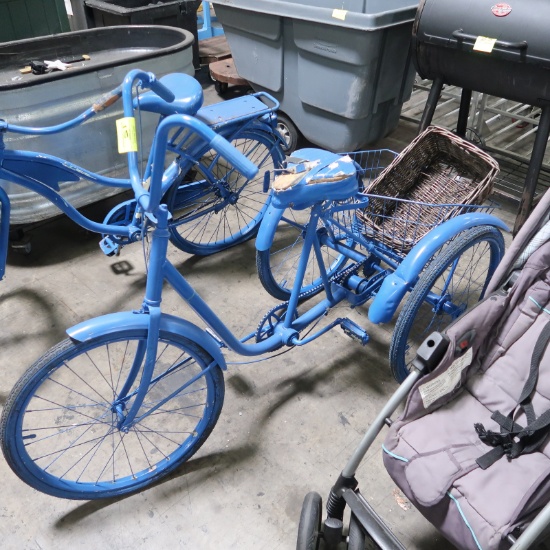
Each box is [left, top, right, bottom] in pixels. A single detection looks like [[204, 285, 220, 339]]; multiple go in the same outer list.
[[356, 126, 500, 254]]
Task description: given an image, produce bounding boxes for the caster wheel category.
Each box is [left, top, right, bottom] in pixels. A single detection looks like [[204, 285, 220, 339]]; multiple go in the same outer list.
[[9, 229, 31, 255], [297, 492, 322, 550], [276, 112, 300, 154], [214, 80, 228, 95]]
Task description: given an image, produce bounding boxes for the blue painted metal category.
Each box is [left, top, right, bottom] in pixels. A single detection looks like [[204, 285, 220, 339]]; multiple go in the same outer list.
[[367, 213, 510, 324], [270, 148, 358, 209], [255, 201, 287, 251], [116, 205, 172, 428], [67, 311, 227, 372], [134, 72, 204, 116], [0, 161, 135, 238], [141, 113, 259, 212], [196, 92, 279, 130], [198, 1, 224, 40]]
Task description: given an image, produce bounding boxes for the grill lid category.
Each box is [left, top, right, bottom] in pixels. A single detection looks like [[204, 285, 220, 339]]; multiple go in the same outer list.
[[413, 0, 550, 106]]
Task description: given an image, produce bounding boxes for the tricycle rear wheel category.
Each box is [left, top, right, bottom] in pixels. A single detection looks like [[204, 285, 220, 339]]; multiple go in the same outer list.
[[389, 225, 505, 382]]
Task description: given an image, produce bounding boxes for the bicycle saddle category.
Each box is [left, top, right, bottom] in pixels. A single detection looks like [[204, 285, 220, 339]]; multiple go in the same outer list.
[[272, 148, 358, 209], [134, 73, 204, 116]]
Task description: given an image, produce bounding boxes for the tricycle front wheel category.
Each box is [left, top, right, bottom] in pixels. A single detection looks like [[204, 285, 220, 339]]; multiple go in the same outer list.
[[389, 225, 505, 382]]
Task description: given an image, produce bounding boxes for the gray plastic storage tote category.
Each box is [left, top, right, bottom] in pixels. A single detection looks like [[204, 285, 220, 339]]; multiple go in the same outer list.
[[211, 0, 418, 151]]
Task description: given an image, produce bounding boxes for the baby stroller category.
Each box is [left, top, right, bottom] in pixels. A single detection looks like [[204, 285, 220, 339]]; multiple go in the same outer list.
[[297, 187, 550, 549]]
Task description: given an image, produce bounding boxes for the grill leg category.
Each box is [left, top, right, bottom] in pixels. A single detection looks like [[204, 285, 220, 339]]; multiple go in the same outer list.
[[418, 77, 444, 133], [456, 89, 472, 137], [513, 105, 550, 234]]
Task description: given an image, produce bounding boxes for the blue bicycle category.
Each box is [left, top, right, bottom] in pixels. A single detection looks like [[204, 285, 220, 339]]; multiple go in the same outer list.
[[0, 118, 507, 500], [0, 68, 284, 259]]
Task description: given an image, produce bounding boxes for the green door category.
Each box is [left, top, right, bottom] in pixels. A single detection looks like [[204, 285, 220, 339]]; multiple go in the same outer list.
[[0, 0, 70, 41]]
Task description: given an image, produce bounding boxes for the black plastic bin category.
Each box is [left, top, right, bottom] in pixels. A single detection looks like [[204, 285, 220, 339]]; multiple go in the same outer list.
[[84, 0, 201, 68]]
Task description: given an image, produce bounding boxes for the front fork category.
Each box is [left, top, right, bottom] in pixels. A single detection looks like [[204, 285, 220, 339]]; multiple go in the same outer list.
[[115, 205, 170, 431]]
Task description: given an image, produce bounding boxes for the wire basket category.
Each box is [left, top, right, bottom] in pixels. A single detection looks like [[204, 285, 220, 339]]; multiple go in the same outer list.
[[358, 195, 498, 256], [355, 126, 500, 254], [346, 148, 399, 186]]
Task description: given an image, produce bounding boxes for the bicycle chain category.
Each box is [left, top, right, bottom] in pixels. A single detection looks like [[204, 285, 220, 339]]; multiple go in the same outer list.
[[255, 259, 368, 342]]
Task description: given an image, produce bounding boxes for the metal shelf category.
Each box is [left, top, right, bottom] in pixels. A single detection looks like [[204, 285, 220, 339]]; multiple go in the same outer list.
[[401, 78, 550, 201]]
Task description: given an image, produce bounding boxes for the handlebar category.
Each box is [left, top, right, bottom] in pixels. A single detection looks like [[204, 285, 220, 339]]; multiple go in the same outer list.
[[121, 69, 175, 118], [0, 69, 175, 135], [130, 114, 259, 214], [0, 67, 258, 218]]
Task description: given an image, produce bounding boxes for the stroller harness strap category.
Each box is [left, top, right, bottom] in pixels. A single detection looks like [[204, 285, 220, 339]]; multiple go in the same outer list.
[[474, 320, 550, 469], [382, 226, 550, 550]]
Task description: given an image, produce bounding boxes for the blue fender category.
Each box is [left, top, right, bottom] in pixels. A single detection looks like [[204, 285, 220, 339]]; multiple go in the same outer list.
[[255, 201, 287, 252], [67, 311, 227, 370], [368, 213, 510, 324]]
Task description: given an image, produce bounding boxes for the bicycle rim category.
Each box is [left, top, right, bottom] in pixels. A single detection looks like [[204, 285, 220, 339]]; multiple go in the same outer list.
[[167, 130, 284, 255], [1, 330, 225, 499], [389, 225, 505, 382]]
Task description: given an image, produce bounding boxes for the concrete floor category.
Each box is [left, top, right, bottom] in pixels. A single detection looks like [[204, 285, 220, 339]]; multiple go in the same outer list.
[[0, 68, 518, 549]]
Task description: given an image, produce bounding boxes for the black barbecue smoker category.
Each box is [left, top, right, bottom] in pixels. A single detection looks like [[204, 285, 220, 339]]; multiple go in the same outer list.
[[412, 0, 550, 233]]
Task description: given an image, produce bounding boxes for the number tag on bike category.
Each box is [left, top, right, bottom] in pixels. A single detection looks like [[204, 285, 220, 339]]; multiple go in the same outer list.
[[116, 117, 138, 153]]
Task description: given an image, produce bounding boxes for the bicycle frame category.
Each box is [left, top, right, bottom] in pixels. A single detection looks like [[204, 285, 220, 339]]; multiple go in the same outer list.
[[0, 70, 283, 275], [67, 202, 349, 430], [68, 170, 510, 431]]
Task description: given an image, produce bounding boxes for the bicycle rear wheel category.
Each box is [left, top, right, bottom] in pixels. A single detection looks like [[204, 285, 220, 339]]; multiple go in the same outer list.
[[1, 329, 225, 499], [166, 129, 284, 255], [256, 205, 356, 301], [389, 225, 505, 382]]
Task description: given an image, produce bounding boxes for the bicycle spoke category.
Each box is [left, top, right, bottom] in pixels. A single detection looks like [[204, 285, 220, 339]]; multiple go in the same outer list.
[[2, 333, 225, 497]]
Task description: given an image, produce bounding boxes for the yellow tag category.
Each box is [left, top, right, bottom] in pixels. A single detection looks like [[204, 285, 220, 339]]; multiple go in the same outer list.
[[473, 36, 497, 53], [332, 8, 347, 20], [116, 117, 138, 153]]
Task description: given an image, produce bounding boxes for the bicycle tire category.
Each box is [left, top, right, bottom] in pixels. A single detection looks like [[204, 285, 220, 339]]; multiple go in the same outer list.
[[296, 491, 322, 550], [1, 329, 225, 500], [256, 205, 355, 301], [166, 129, 284, 255], [389, 225, 505, 383]]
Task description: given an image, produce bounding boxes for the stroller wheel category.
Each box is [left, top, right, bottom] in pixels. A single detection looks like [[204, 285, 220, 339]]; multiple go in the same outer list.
[[348, 513, 379, 549], [297, 491, 322, 550]]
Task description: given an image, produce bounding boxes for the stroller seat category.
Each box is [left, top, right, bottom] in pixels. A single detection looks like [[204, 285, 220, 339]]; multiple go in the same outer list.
[[297, 186, 550, 550], [384, 239, 550, 550]]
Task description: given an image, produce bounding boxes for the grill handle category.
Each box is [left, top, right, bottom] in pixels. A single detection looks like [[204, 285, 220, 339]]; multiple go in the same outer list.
[[452, 29, 528, 50]]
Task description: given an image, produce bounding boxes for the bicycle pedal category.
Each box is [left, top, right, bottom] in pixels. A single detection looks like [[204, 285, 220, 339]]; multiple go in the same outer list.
[[99, 236, 120, 257], [339, 318, 369, 345]]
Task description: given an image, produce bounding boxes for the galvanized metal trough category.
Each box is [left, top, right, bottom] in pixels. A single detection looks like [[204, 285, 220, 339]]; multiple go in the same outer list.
[[0, 25, 194, 224]]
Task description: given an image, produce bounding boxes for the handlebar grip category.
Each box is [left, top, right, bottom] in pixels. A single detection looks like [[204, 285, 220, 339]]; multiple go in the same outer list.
[[209, 134, 259, 180], [452, 29, 528, 50], [147, 77, 175, 103]]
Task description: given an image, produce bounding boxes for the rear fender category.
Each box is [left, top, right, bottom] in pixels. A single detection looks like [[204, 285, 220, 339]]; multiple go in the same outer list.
[[67, 311, 227, 370], [368, 213, 509, 324]]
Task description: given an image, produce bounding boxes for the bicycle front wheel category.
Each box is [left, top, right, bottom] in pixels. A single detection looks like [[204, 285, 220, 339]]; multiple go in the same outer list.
[[389, 225, 505, 383], [166, 129, 284, 255], [256, 205, 355, 301], [1, 329, 225, 499]]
